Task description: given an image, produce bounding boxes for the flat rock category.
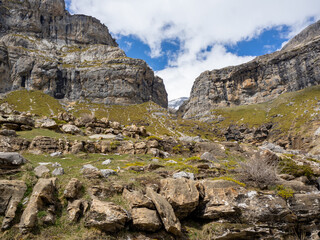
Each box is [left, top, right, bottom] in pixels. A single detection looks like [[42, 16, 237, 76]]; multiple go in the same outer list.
[[85, 199, 129, 232], [100, 169, 117, 178], [160, 178, 199, 219], [41, 119, 58, 129], [131, 208, 162, 232], [52, 167, 64, 176], [172, 171, 194, 180], [146, 187, 181, 236]]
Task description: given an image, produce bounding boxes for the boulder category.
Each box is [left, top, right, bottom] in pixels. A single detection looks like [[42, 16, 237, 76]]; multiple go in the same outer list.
[[0, 129, 17, 137], [41, 119, 58, 129], [29, 136, 62, 154], [122, 189, 154, 209], [85, 199, 129, 232], [19, 178, 57, 233], [34, 165, 50, 177], [131, 208, 162, 232], [0, 152, 27, 170], [146, 187, 182, 236], [52, 167, 64, 176], [160, 178, 199, 218], [0, 180, 27, 230], [62, 124, 81, 135], [64, 178, 83, 200], [198, 180, 246, 220], [67, 199, 89, 223], [100, 169, 117, 178]]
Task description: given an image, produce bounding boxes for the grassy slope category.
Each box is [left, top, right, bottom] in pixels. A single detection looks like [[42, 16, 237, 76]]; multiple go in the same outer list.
[[211, 86, 320, 136], [1, 90, 218, 140]]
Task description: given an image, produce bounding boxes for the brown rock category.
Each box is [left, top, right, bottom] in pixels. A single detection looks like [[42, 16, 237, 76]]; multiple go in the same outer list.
[[64, 178, 83, 200], [0, 180, 27, 230], [160, 178, 199, 218], [122, 189, 154, 209], [19, 178, 57, 233], [131, 208, 162, 232], [85, 199, 129, 232], [146, 187, 182, 236], [67, 199, 88, 223]]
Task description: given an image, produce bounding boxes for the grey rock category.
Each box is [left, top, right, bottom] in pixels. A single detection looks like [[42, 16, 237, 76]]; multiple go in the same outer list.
[[50, 152, 62, 157], [0, 152, 27, 167], [62, 124, 81, 135], [173, 171, 195, 180], [52, 167, 64, 176], [167, 160, 177, 164], [182, 20, 320, 120], [34, 165, 50, 177], [0, 0, 168, 108], [81, 164, 98, 171], [200, 152, 217, 162], [0, 129, 17, 137], [100, 169, 117, 178], [41, 119, 58, 130], [102, 159, 112, 165], [52, 162, 62, 168]]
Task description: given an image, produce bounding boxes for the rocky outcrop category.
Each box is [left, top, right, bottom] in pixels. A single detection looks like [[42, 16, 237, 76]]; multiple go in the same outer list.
[[182, 20, 320, 120], [19, 178, 58, 233], [0, 0, 168, 108], [0, 152, 27, 174], [0, 180, 27, 230]]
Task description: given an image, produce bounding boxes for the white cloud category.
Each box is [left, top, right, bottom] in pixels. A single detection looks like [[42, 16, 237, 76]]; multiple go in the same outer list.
[[69, 0, 320, 100]]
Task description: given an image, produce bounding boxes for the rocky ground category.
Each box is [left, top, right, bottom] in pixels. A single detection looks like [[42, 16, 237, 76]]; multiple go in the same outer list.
[[0, 91, 320, 240]]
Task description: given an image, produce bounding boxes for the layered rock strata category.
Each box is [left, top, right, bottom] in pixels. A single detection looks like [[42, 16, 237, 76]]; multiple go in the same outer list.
[[0, 0, 168, 108], [182, 20, 320, 119]]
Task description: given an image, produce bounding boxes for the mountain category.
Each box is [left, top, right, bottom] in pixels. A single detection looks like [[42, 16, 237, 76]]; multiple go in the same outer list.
[[181, 20, 320, 120], [168, 97, 188, 110], [0, 0, 168, 108]]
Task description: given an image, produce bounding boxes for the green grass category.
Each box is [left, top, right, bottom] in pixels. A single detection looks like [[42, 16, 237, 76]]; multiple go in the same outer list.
[[0, 90, 64, 116], [17, 128, 88, 141], [203, 85, 320, 140]]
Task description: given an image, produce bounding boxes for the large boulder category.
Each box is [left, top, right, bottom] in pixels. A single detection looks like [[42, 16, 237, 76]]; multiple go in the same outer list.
[[146, 187, 182, 236], [61, 124, 81, 135], [64, 178, 83, 200], [160, 178, 199, 218], [85, 199, 129, 232], [0, 152, 27, 174], [131, 208, 162, 232], [122, 189, 154, 209], [19, 178, 57, 233], [0, 180, 27, 230], [197, 180, 246, 220]]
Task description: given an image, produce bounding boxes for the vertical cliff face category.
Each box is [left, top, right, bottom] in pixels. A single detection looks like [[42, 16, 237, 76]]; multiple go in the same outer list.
[[0, 0, 168, 108], [182, 20, 320, 120]]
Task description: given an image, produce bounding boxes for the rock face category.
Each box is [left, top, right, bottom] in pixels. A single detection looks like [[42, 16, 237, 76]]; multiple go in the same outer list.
[[0, 0, 168, 108], [182, 20, 320, 119]]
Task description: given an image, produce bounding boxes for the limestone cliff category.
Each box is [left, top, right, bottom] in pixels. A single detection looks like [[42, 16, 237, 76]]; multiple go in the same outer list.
[[0, 0, 168, 108], [182, 20, 320, 119]]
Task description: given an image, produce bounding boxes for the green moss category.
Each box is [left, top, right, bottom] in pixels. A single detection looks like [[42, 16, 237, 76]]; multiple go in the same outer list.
[[214, 176, 246, 187], [37, 211, 48, 218], [276, 185, 295, 200], [280, 157, 314, 178]]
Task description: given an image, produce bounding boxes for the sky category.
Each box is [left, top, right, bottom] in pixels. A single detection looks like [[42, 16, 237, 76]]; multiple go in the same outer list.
[[66, 0, 320, 100]]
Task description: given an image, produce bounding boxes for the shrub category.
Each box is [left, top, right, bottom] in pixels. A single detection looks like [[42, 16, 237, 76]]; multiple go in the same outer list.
[[279, 157, 314, 179], [240, 157, 278, 187], [276, 185, 294, 200]]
